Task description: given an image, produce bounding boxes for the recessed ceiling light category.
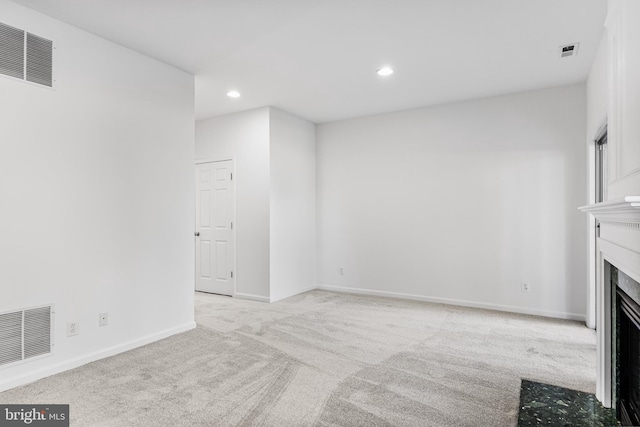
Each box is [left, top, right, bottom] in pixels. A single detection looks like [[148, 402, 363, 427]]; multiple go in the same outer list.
[[227, 90, 240, 98], [377, 67, 394, 77]]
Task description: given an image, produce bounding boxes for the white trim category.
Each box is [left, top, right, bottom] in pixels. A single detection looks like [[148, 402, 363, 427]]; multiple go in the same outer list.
[[596, 252, 612, 406], [316, 285, 585, 321], [579, 196, 640, 223], [234, 293, 270, 303], [599, 238, 640, 285], [235, 285, 585, 322], [586, 119, 607, 330], [618, 166, 640, 183], [0, 321, 196, 393], [269, 286, 317, 303], [195, 156, 233, 165], [587, 213, 597, 329]]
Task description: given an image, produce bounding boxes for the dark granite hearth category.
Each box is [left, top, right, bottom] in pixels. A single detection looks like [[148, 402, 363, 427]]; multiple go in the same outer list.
[[518, 380, 620, 427]]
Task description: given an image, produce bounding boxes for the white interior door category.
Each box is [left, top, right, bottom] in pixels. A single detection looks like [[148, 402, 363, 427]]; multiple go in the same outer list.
[[195, 160, 235, 295]]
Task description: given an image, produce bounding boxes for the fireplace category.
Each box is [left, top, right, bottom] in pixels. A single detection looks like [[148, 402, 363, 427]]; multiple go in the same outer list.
[[615, 266, 640, 426], [578, 196, 640, 418]]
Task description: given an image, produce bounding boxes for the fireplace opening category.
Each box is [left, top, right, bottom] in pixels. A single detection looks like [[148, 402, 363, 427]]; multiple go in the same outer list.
[[615, 268, 640, 426]]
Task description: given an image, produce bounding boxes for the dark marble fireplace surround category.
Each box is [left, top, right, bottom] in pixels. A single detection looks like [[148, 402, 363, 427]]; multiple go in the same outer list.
[[611, 264, 640, 426]]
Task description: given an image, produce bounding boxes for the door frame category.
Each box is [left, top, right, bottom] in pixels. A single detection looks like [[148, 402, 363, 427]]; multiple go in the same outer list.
[[195, 156, 237, 297], [587, 119, 607, 329]]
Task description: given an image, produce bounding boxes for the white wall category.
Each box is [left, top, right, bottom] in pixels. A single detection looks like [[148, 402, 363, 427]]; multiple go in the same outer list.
[[269, 108, 316, 301], [0, 0, 195, 391], [317, 84, 588, 320], [605, 0, 640, 200], [195, 107, 271, 300], [587, 37, 609, 143]]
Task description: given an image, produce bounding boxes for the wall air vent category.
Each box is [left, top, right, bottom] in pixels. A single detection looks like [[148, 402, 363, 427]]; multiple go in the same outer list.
[[559, 43, 579, 58], [0, 22, 24, 79], [0, 21, 54, 87], [0, 305, 53, 368], [26, 33, 53, 86]]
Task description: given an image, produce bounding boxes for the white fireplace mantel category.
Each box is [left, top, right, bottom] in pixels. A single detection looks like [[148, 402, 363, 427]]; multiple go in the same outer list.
[[579, 196, 640, 407], [579, 196, 640, 223], [580, 197, 640, 282]]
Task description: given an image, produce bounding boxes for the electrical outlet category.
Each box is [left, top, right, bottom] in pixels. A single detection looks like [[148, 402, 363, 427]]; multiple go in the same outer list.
[[521, 282, 530, 292], [99, 313, 108, 327], [67, 322, 79, 336], [339, 267, 344, 275]]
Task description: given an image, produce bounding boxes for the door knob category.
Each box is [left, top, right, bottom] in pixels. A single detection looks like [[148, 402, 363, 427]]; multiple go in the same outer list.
[[194, 232, 200, 237]]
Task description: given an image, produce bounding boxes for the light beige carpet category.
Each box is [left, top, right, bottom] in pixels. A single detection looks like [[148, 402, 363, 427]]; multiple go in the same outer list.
[[0, 290, 596, 426]]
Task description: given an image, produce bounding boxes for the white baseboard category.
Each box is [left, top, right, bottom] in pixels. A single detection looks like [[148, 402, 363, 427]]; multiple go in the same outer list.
[[234, 292, 270, 303], [270, 285, 317, 303], [316, 285, 586, 322], [0, 321, 197, 393]]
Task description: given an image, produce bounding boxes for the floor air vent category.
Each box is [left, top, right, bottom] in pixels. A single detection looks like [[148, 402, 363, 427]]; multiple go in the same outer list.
[[0, 21, 53, 87], [0, 305, 53, 367]]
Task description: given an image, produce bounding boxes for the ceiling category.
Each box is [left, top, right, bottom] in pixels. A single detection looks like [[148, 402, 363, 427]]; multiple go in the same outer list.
[[11, 0, 607, 123]]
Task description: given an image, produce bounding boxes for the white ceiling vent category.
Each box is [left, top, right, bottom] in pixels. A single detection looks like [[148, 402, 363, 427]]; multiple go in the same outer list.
[[559, 43, 579, 58], [0, 21, 54, 87], [0, 305, 53, 367]]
